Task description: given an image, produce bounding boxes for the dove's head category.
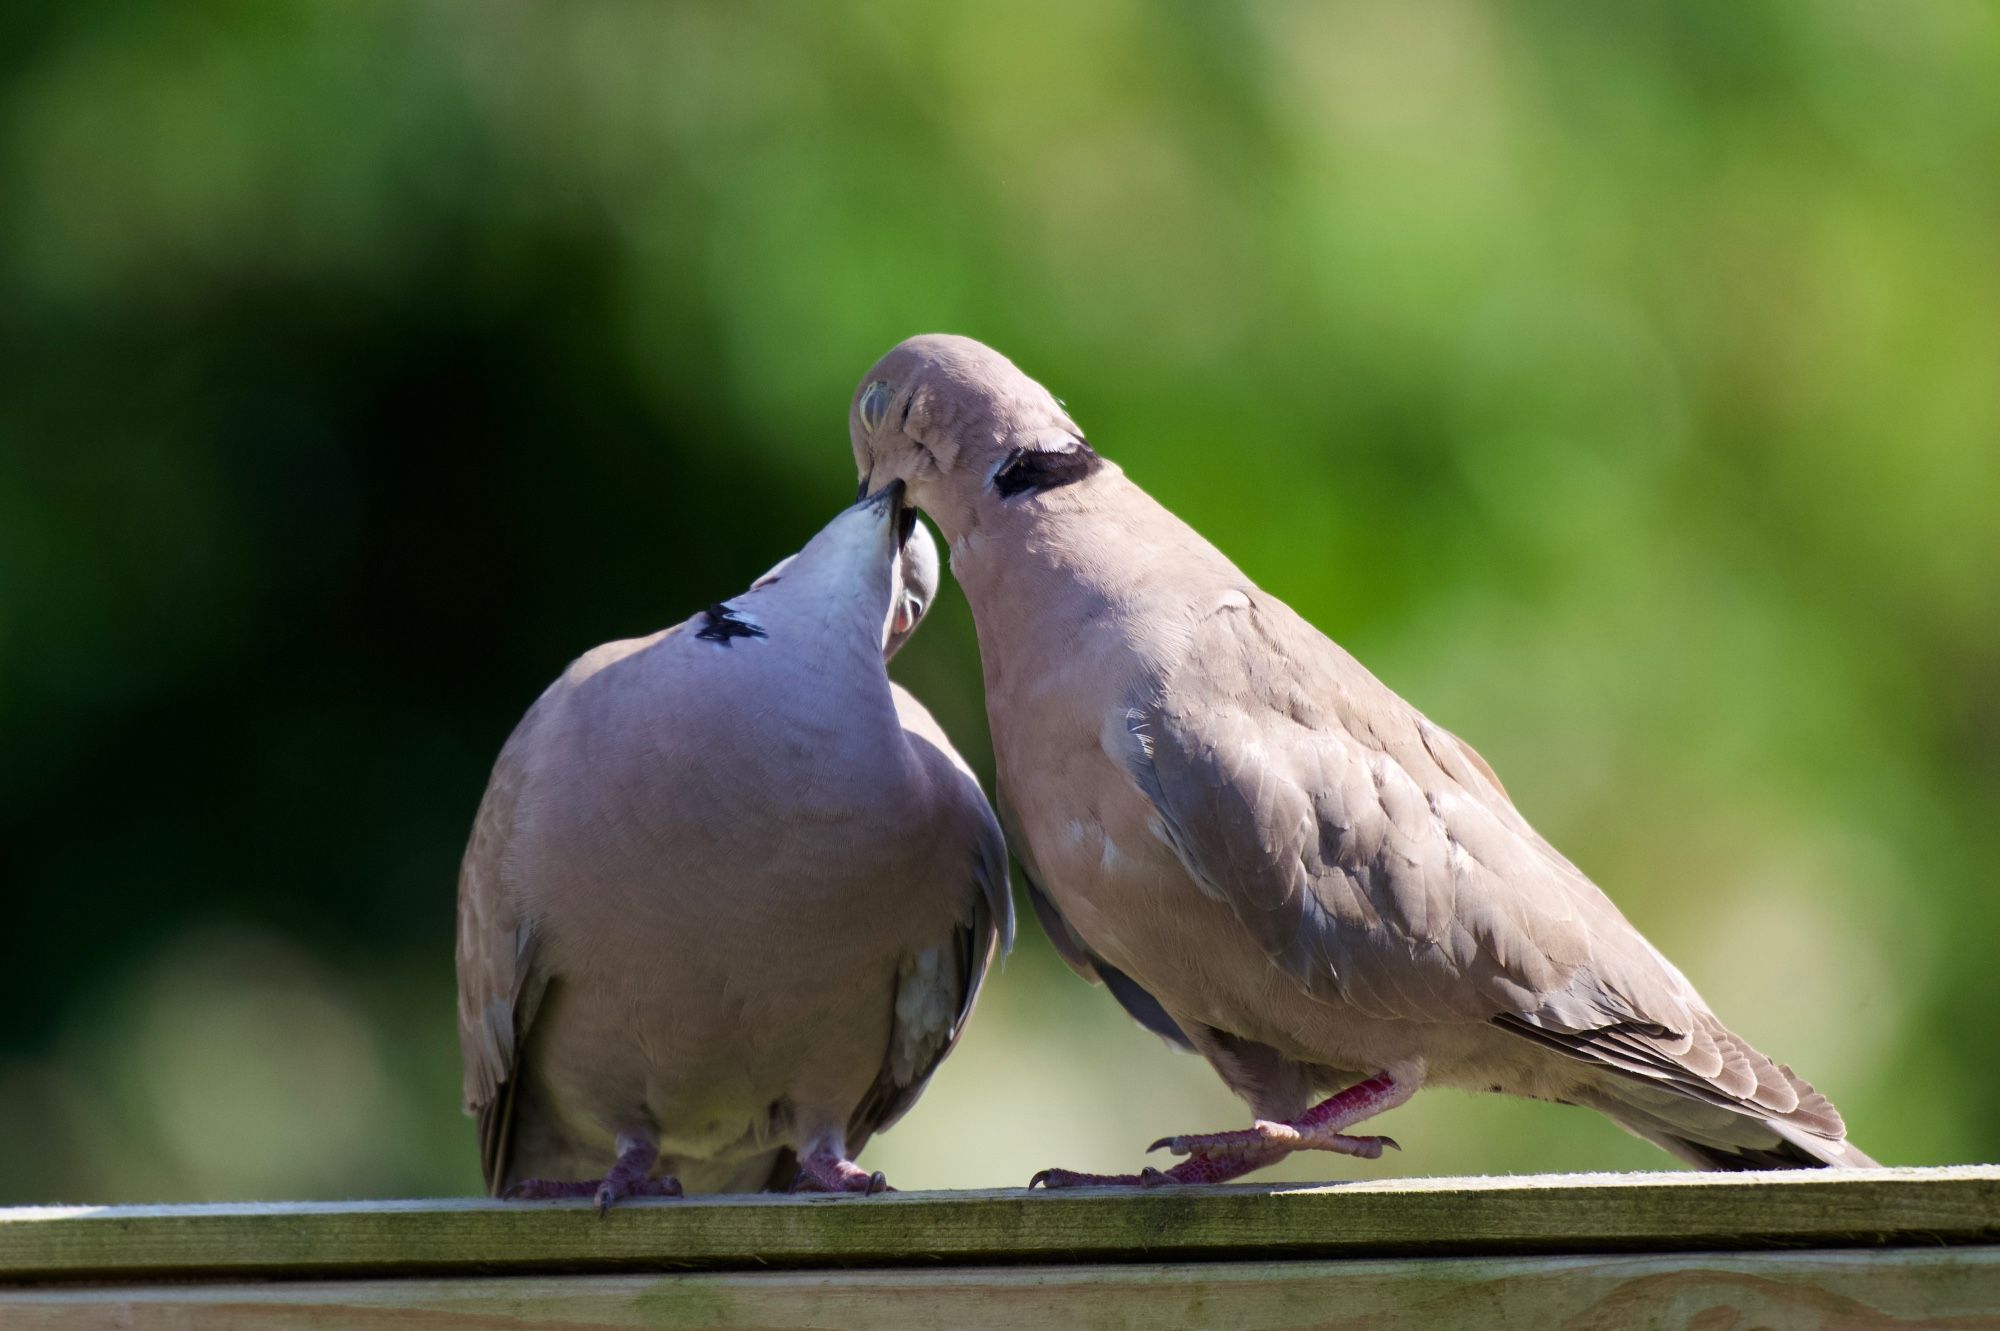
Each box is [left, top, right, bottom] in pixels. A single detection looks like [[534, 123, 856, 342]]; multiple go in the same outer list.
[[744, 482, 938, 660], [851, 334, 1100, 543]]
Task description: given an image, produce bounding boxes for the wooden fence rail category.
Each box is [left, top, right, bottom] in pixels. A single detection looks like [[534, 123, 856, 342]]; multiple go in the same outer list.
[[2, 1165, 1995, 1328]]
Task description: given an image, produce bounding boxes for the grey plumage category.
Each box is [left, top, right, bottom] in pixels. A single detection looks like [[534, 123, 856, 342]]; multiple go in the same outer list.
[[456, 487, 1011, 1201], [851, 333, 1873, 1176]]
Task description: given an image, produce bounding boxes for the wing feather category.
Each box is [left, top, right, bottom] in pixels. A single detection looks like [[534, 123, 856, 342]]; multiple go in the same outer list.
[[1124, 592, 1839, 1142], [847, 693, 1015, 1149], [456, 714, 548, 1194]]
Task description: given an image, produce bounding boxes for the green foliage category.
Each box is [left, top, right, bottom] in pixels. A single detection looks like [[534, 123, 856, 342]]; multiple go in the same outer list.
[[2, 2, 1995, 1201]]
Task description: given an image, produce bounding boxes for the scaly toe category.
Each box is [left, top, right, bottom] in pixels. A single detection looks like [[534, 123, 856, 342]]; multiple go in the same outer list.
[[1331, 1133, 1399, 1159], [594, 1175, 683, 1215], [1150, 1123, 1297, 1158], [1029, 1167, 1144, 1189], [795, 1159, 891, 1195]]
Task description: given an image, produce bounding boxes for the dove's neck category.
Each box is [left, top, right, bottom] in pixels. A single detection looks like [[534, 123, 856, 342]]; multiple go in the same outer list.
[[709, 556, 903, 742], [952, 465, 1247, 603], [947, 465, 1252, 705]]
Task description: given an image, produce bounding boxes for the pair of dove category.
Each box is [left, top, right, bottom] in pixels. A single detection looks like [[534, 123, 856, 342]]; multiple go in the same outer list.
[[457, 334, 1874, 1209]]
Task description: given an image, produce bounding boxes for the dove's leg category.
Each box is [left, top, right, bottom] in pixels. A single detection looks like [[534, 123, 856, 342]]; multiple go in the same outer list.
[[792, 1132, 890, 1195], [1152, 1072, 1416, 1160], [507, 1134, 683, 1213], [1029, 1071, 1415, 1189]]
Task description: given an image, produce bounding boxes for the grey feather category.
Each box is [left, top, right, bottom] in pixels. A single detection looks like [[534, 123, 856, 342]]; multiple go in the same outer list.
[[455, 496, 1006, 1195], [852, 332, 1872, 1173]]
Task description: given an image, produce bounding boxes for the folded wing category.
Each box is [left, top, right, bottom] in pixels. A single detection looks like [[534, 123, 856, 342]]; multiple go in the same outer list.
[[1122, 593, 1845, 1148]]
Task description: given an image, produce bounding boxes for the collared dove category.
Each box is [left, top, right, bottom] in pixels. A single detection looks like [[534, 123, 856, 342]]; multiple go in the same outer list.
[[851, 334, 1875, 1184], [456, 484, 1011, 1209]]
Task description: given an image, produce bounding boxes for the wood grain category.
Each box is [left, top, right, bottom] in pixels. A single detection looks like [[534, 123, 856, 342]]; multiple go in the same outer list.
[[4, 1249, 1998, 1330], [2, 1167, 1996, 1283]]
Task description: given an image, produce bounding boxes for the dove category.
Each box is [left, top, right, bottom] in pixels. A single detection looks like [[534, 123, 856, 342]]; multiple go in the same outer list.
[[455, 483, 1011, 1209], [850, 334, 1875, 1185]]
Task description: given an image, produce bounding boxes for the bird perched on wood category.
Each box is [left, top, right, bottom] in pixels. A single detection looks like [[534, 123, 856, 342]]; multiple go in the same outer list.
[[456, 484, 1011, 1210], [850, 334, 1875, 1184]]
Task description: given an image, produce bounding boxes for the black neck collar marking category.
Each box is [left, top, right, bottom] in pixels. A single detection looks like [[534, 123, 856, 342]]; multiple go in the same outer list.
[[696, 603, 766, 645], [993, 440, 1103, 498]]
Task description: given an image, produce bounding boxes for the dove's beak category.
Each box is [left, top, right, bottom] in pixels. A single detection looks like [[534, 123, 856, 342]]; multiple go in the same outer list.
[[860, 478, 914, 542]]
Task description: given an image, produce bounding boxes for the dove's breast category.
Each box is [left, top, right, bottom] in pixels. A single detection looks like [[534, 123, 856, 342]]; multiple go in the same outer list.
[[497, 631, 968, 1175]]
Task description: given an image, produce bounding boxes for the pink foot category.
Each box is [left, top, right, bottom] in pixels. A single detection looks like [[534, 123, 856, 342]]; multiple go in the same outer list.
[[505, 1137, 682, 1215], [793, 1140, 891, 1195], [1152, 1125, 1400, 1159], [1033, 1072, 1415, 1188]]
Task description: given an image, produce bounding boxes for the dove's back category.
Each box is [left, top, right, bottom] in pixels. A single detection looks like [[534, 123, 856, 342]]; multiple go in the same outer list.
[[966, 468, 1871, 1171]]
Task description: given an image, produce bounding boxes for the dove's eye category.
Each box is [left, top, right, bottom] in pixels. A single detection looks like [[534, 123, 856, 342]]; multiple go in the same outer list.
[[858, 381, 895, 434]]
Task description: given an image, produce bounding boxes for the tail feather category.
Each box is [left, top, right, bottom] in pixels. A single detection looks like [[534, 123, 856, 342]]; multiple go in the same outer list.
[[1579, 1078, 1878, 1171]]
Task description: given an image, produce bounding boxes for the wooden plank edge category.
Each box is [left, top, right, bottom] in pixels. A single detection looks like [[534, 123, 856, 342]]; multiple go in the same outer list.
[[5, 1248, 2000, 1329], [1, 1166, 1994, 1285]]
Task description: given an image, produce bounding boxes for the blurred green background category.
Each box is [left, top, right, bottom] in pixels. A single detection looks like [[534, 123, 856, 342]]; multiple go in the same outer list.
[[3, 1, 1996, 1204]]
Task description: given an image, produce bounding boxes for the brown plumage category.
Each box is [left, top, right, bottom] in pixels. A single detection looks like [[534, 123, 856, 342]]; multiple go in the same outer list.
[[851, 333, 1873, 1181], [456, 487, 1011, 1206]]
